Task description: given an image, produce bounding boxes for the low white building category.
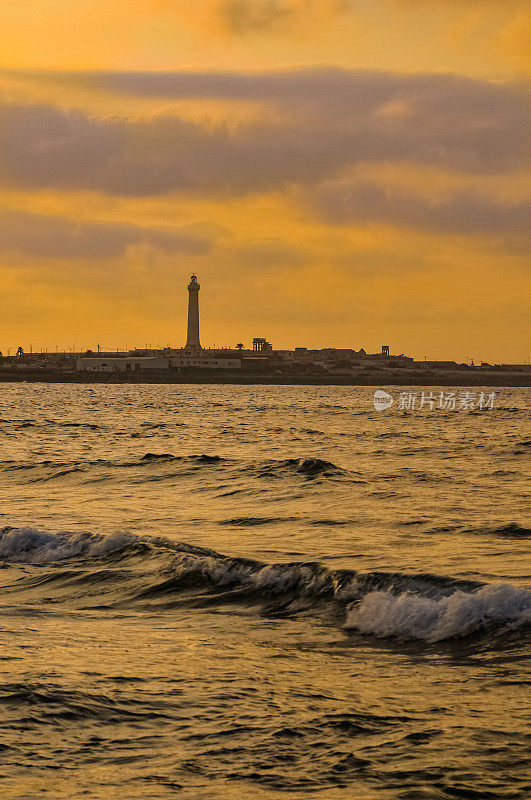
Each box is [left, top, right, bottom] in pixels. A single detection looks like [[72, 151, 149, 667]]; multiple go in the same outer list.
[[76, 357, 169, 372]]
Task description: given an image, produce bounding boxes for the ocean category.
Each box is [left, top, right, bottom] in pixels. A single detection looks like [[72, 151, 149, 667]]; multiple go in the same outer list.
[[0, 383, 529, 800]]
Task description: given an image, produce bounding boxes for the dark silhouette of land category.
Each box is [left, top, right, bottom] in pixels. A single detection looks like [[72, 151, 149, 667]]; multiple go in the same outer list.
[[0, 365, 529, 386]]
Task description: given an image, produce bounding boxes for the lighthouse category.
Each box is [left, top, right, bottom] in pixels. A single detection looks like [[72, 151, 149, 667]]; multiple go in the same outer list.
[[185, 274, 201, 354]]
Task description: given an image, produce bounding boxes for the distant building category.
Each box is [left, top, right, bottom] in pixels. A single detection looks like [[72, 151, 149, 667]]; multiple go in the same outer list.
[[252, 338, 273, 352], [420, 361, 459, 370], [76, 357, 169, 372]]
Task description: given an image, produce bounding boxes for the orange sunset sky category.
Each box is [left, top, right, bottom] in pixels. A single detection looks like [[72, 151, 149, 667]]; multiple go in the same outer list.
[[0, 0, 529, 362]]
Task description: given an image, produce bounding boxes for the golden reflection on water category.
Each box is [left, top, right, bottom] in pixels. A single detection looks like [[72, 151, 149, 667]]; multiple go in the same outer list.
[[0, 385, 529, 799]]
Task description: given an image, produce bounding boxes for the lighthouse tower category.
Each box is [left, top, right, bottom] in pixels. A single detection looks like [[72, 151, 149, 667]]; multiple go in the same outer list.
[[184, 274, 201, 354]]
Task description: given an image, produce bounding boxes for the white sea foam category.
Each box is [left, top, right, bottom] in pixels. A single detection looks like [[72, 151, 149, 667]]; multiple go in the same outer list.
[[0, 527, 134, 564], [170, 553, 251, 586], [169, 554, 332, 594], [344, 583, 531, 641]]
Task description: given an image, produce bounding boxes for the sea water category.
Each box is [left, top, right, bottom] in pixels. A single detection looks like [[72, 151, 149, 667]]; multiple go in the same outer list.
[[0, 383, 529, 799]]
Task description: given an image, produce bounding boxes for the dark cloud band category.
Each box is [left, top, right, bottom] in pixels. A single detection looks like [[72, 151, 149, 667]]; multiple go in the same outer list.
[[311, 179, 531, 240], [1, 67, 528, 197], [0, 67, 529, 247], [0, 207, 215, 260]]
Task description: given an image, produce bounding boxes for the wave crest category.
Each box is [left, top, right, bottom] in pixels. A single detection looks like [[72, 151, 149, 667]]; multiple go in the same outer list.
[[0, 526, 217, 565], [0, 527, 136, 564], [1, 526, 529, 643], [344, 583, 531, 642]]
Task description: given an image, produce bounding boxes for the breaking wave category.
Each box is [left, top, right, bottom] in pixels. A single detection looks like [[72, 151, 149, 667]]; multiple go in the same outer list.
[[1, 526, 529, 644], [0, 526, 214, 565], [344, 583, 531, 642]]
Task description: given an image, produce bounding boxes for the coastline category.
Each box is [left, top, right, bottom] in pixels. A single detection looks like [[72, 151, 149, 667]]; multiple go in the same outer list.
[[0, 368, 529, 387]]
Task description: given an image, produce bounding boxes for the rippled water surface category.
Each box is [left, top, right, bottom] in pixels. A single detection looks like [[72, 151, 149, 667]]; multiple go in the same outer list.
[[0, 383, 529, 799]]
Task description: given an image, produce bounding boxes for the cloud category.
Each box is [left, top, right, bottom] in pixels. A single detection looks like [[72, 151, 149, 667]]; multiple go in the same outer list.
[[0, 68, 528, 200], [217, 0, 353, 34], [230, 238, 304, 268], [79, 65, 527, 118], [0, 207, 216, 259], [219, 0, 293, 32], [310, 178, 531, 242]]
